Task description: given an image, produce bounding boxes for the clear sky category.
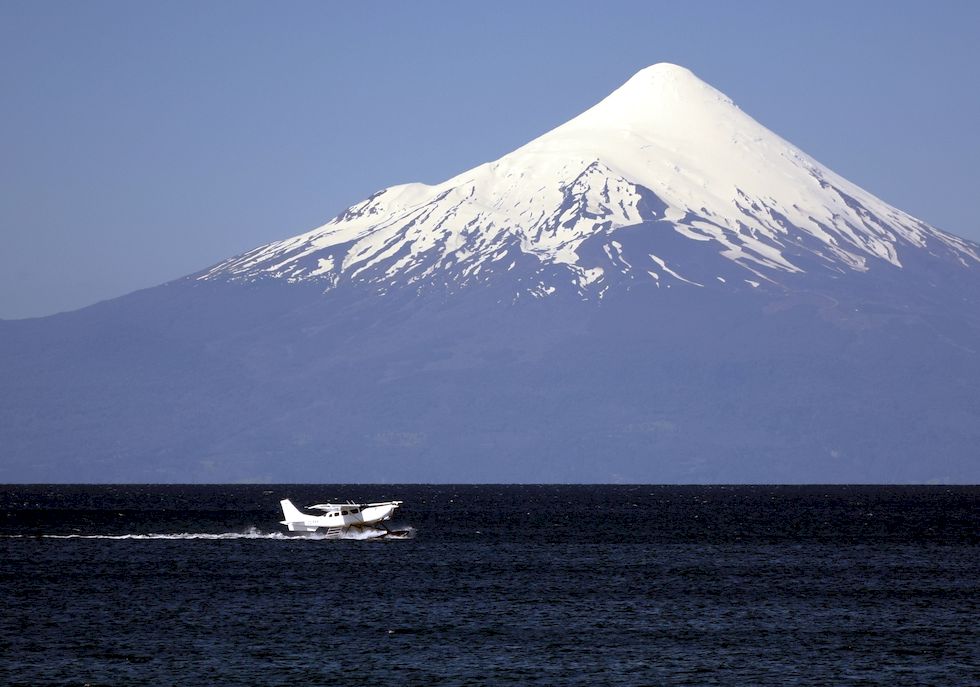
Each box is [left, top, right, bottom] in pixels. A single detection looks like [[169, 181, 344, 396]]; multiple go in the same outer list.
[[2, 1, 978, 319]]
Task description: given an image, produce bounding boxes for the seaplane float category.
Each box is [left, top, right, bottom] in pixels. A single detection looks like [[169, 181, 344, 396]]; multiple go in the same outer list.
[[279, 499, 414, 539]]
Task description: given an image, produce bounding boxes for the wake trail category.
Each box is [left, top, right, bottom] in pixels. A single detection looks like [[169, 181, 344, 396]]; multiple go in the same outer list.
[[2, 526, 416, 541], [3, 530, 291, 541]]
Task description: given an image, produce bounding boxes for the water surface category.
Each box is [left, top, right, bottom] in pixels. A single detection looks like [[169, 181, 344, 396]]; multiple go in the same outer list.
[[1, 485, 976, 685]]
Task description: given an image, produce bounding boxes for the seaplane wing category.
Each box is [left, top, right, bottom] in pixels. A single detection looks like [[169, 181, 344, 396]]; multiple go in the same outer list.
[[307, 500, 403, 511]]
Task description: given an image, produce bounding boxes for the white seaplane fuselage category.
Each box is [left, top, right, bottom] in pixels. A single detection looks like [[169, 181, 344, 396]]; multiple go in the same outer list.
[[279, 499, 403, 536]]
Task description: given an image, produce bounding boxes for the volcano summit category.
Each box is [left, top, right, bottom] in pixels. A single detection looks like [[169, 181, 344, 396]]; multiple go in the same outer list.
[[3, 64, 978, 483]]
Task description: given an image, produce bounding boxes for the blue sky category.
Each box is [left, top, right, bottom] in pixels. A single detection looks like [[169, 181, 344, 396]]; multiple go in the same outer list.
[[2, 1, 978, 318]]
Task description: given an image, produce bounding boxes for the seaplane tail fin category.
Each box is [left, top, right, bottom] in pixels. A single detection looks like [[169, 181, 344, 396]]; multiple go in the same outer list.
[[279, 499, 306, 524]]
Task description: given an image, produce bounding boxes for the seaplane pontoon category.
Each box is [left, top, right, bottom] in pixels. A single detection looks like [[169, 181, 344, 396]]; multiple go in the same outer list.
[[279, 499, 411, 539]]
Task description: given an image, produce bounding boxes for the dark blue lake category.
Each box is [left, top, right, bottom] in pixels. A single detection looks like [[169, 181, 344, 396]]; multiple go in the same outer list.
[[1, 485, 977, 685]]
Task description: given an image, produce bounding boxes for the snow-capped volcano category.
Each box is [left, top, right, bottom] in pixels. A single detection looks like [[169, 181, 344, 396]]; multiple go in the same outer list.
[[201, 63, 977, 297], [5, 63, 980, 483]]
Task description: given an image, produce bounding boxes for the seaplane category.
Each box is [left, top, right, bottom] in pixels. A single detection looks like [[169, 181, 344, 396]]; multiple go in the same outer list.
[[279, 499, 413, 539]]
